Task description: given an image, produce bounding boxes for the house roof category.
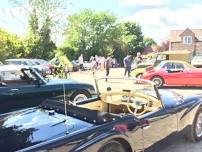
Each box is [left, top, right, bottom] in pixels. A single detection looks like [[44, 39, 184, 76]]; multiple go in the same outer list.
[[169, 29, 202, 42]]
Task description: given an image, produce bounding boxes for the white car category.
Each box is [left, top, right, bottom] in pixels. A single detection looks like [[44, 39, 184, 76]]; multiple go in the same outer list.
[[191, 56, 202, 68], [83, 61, 91, 70]]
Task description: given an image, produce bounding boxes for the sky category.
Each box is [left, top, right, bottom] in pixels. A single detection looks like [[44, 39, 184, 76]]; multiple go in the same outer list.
[[1, 0, 202, 44]]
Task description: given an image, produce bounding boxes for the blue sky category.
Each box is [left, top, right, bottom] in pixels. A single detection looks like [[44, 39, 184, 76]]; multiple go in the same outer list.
[[1, 0, 202, 44]]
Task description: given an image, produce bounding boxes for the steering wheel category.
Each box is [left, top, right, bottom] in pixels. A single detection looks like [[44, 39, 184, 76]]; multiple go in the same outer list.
[[100, 91, 161, 115], [126, 95, 148, 115]]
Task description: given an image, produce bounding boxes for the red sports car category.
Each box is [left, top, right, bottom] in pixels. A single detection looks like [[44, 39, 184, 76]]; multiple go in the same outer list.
[[141, 60, 202, 87]]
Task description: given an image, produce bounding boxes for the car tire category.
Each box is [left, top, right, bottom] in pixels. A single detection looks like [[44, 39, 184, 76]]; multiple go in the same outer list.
[[151, 76, 164, 88], [136, 73, 143, 78], [187, 108, 202, 142], [70, 90, 91, 103], [98, 140, 126, 152]]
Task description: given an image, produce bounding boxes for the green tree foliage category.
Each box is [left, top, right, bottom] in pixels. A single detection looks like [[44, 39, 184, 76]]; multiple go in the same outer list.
[[143, 37, 157, 48], [0, 28, 24, 61], [63, 10, 122, 60], [24, 0, 62, 59], [12, 0, 67, 59], [120, 22, 144, 55]]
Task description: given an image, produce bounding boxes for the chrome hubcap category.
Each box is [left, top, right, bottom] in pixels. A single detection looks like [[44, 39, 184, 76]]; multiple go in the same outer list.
[[153, 78, 162, 87], [195, 113, 202, 137], [137, 74, 143, 78], [73, 94, 87, 103]]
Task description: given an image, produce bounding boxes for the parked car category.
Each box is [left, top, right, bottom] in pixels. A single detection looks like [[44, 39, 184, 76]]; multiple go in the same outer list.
[[191, 56, 202, 68], [5, 58, 50, 76], [0, 78, 202, 152], [33, 59, 54, 74], [141, 60, 202, 87], [83, 61, 91, 70], [71, 60, 80, 72], [0, 65, 95, 114], [131, 50, 191, 78], [131, 58, 156, 78]]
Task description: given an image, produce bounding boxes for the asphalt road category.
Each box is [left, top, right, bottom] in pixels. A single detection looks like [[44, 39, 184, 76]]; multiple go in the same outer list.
[[70, 68, 202, 152]]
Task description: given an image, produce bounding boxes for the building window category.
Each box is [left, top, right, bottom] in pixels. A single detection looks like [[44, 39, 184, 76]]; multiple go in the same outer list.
[[183, 36, 192, 45]]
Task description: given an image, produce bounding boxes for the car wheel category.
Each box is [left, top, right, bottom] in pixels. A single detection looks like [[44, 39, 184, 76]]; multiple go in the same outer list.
[[187, 108, 202, 142], [136, 73, 143, 78], [70, 90, 91, 103], [98, 140, 126, 152], [151, 76, 164, 88]]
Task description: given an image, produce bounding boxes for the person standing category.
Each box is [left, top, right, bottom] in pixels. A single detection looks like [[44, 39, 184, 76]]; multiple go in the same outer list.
[[63, 63, 70, 79], [91, 57, 97, 75], [78, 54, 84, 71], [135, 52, 143, 64], [123, 54, 132, 77], [105, 55, 112, 81]]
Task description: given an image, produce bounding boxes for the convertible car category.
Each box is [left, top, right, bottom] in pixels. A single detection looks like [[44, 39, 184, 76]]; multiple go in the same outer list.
[[0, 65, 95, 114], [141, 60, 202, 87], [0, 78, 202, 152]]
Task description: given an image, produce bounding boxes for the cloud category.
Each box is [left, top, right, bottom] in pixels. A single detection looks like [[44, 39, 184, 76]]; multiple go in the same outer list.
[[119, 0, 170, 7], [123, 4, 202, 44]]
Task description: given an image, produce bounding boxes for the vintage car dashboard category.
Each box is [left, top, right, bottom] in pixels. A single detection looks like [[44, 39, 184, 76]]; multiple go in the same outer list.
[[79, 89, 162, 116]]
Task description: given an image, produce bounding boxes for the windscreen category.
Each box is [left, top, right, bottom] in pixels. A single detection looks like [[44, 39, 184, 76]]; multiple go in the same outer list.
[[96, 78, 158, 99]]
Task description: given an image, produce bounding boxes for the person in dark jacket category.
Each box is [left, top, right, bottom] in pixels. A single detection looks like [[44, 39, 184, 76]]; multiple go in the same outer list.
[[123, 55, 132, 77], [105, 54, 112, 81]]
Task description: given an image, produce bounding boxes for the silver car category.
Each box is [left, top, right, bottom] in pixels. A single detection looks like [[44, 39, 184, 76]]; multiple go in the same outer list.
[[191, 56, 202, 68], [5, 59, 50, 76]]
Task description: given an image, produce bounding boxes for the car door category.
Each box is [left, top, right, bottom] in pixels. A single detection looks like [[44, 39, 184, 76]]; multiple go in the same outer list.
[[185, 67, 202, 86], [163, 62, 188, 85], [139, 108, 178, 151]]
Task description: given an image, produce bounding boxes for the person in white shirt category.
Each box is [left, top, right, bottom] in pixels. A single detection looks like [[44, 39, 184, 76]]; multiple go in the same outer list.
[[64, 64, 70, 79], [78, 54, 84, 71]]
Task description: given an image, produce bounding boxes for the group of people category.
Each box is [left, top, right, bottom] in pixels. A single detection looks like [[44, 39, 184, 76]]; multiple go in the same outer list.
[[63, 52, 143, 80], [105, 52, 143, 81], [123, 52, 143, 77], [90, 55, 106, 73]]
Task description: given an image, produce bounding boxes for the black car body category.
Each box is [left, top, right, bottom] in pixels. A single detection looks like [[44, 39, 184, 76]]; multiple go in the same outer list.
[[0, 65, 95, 114], [0, 78, 202, 152]]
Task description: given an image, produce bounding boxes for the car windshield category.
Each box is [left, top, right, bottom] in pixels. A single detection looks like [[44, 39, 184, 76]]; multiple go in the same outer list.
[[96, 78, 158, 99], [27, 60, 37, 66], [157, 61, 196, 70], [192, 56, 202, 61], [184, 62, 196, 69], [156, 61, 167, 68]]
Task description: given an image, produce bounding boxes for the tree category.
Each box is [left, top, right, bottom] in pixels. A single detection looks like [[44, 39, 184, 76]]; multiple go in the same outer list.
[[63, 9, 122, 60], [143, 37, 156, 48], [11, 0, 67, 59], [120, 22, 144, 55], [0, 28, 24, 61], [155, 40, 169, 52]]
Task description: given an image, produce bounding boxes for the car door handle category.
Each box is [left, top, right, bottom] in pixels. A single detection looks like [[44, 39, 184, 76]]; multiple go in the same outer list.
[[9, 89, 20, 94], [10, 89, 19, 92]]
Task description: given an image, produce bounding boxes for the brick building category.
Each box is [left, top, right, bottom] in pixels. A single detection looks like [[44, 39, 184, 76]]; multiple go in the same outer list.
[[169, 28, 202, 56]]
